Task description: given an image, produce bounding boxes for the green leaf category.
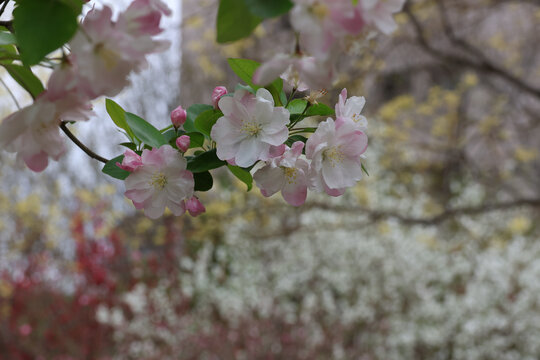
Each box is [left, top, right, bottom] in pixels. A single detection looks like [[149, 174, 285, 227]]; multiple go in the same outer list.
[[361, 163, 369, 176], [286, 99, 308, 114], [125, 112, 167, 149], [3, 64, 44, 98], [285, 135, 307, 147], [187, 132, 205, 148], [194, 109, 223, 137], [194, 171, 214, 192], [185, 104, 214, 133], [227, 165, 253, 191], [0, 32, 17, 45], [102, 155, 130, 180], [119, 142, 137, 151], [162, 129, 178, 144], [352, 0, 359, 5], [306, 103, 335, 117], [105, 99, 137, 141], [227, 58, 283, 104], [13, 0, 83, 66], [243, 0, 293, 18], [187, 149, 226, 173], [0, 44, 19, 65], [217, 0, 262, 43]]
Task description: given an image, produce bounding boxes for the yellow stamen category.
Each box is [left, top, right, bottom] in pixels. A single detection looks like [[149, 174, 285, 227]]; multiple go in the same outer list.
[[323, 146, 345, 167], [150, 172, 167, 190], [240, 120, 262, 137], [283, 167, 298, 184]]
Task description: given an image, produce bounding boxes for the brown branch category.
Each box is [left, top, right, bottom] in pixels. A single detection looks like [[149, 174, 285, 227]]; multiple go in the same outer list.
[[306, 198, 540, 226], [60, 122, 110, 164], [404, 2, 540, 99]]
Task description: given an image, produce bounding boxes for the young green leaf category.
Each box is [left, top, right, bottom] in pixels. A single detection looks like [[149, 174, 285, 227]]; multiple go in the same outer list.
[[227, 58, 283, 104], [125, 112, 167, 149], [102, 155, 130, 180], [106, 99, 136, 141], [0, 32, 17, 45], [194, 109, 223, 137], [306, 103, 335, 117], [13, 0, 83, 65], [217, 0, 262, 43], [227, 164, 253, 191], [185, 104, 214, 133], [187, 132, 205, 149], [3, 64, 44, 99], [286, 99, 309, 114], [186, 149, 226, 173]]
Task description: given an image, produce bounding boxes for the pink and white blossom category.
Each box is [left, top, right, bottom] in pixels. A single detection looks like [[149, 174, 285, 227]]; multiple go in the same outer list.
[[360, 0, 406, 35], [335, 88, 368, 130], [186, 196, 206, 217], [124, 145, 194, 219], [117, 0, 172, 36], [253, 53, 335, 91], [306, 117, 368, 196], [117, 149, 143, 172], [210, 88, 289, 168], [253, 141, 311, 206]]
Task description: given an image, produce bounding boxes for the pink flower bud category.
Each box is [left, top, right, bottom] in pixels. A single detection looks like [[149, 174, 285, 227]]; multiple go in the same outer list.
[[212, 86, 228, 109], [176, 135, 190, 152], [117, 149, 143, 172], [186, 197, 205, 217], [19, 324, 32, 337], [170, 105, 187, 128]]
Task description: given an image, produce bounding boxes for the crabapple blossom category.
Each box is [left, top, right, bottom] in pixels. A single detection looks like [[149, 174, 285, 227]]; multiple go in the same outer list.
[[170, 105, 187, 128], [186, 197, 206, 217], [253, 53, 335, 91], [210, 88, 289, 168], [306, 117, 368, 195], [212, 86, 228, 109], [360, 0, 407, 35], [117, 149, 143, 172], [175, 135, 190, 152], [335, 88, 368, 130], [124, 145, 194, 219], [117, 0, 172, 36], [253, 141, 311, 206]]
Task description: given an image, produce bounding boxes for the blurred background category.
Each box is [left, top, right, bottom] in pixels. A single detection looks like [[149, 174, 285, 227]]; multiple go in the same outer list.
[[1, 0, 540, 359]]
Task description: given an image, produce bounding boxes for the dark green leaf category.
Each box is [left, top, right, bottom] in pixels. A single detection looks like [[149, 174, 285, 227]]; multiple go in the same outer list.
[[187, 132, 205, 148], [106, 99, 136, 141], [119, 142, 137, 151], [286, 99, 308, 114], [217, 0, 262, 43], [187, 149, 226, 173], [227, 165, 253, 191], [3, 64, 44, 98], [0, 44, 19, 65], [285, 135, 307, 147], [162, 129, 178, 143], [185, 104, 214, 133], [13, 0, 83, 65], [306, 103, 335, 117], [102, 155, 130, 180], [243, 0, 293, 18], [195, 109, 223, 137], [193, 171, 213, 192], [125, 112, 166, 149], [0, 32, 17, 45]]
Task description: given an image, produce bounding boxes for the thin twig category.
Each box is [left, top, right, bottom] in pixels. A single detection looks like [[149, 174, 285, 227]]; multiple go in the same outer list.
[[0, 77, 20, 109], [404, 2, 540, 99], [60, 122, 110, 164]]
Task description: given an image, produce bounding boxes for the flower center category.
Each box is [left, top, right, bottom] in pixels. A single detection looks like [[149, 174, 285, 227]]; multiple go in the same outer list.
[[240, 120, 262, 137], [283, 167, 298, 184], [95, 43, 119, 70], [323, 146, 345, 167], [150, 172, 168, 190], [352, 113, 362, 122], [311, 3, 329, 20]]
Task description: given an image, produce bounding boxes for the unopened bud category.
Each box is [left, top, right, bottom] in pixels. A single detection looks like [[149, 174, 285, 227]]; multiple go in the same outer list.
[[170, 105, 187, 128], [186, 196, 205, 217], [176, 135, 190, 152], [212, 86, 228, 109]]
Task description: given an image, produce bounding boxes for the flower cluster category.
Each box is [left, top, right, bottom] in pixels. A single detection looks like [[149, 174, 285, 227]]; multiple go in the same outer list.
[[254, 0, 406, 90], [0, 0, 171, 172], [211, 87, 369, 206]]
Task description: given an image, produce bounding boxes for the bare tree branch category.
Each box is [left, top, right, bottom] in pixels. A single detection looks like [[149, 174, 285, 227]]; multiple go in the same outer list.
[[60, 122, 110, 164]]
